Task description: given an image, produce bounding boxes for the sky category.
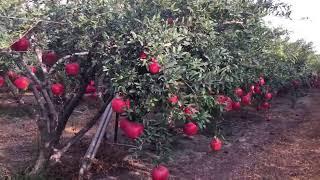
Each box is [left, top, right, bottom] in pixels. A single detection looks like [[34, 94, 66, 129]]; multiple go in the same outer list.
[[264, 0, 320, 53]]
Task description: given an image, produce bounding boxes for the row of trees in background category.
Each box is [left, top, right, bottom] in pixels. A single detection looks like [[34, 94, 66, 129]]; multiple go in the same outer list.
[[1, 0, 320, 178]]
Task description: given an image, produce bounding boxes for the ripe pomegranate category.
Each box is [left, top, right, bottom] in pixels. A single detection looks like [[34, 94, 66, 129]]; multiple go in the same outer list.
[[139, 51, 147, 59], [261, 102, 271, 109], [14, 77, 30, 90], [86, 81, 96, 94], [167, 17, 174, 25], [259, 77, 265, 86], [265, 92, 272, 100], [250, 85, 255, 92], [224, 98, 233, 112], [168, 95, 178, 104], [148, 62, 161, 74], [216, 95, 228, 104], [42, 51, 58, 66], [29, 66, 37, 74], [7, 70, 18, 80], [184, 106, 196, 115], [241, 93, 251, 105], [183, 122, 198, 136], [65, 63, 80, 76], [0, 76, 5, 87], [111, 97, 129, 113], [51, 83, 65, 96], [232, 102, 241, 110], [210, 137, 222, 151], [253, 86, 262, 94], [152, 165, 169, 180], [11, 37, 30, 51], [119, 118, 144, 139], [234, 88, 244, 97]]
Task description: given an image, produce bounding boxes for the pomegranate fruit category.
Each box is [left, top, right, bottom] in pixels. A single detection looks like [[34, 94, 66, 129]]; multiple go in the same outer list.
[[86, 81, 96, 94], [259, 77, 265, 86], [224, 98, 233, 112], [234, 87, 244, 97], [139, 51, 147, 59], [183, 122, 198, 136], [232, 101, 241, 110], [14, 77, 30, 90], [152, 165, 169, 180], [261, 102, 271, 109], [241, 93, 251, 105], [29, 66, 37, 74], [65, 63, 80, 76], [253, 86, 262, 94], [7, 70, 18, 80], [167, 17, 174, 25], [119, 118, 144, 139], [111, 97, 129, 113], [168, 95, 178, 104], [216, 95, 228, 104], [148, 62, 161, 74], [210, 137, 222, 151], [0, 76, 5, 87], [51, 83, 65, 96], [11, 37, 30, 51], [265, 92, 272, 100], [42, 51, 58, 66]]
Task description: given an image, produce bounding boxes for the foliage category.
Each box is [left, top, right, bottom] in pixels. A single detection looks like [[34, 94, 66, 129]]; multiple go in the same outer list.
[[0, 0, 319, 174]]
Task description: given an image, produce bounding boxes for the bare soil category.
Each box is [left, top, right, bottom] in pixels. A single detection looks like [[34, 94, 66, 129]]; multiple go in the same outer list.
[[0, 89, 320, 180]]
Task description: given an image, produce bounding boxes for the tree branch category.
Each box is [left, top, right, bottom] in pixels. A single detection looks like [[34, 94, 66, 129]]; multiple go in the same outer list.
[[50, 96, 112, 162], [48, 52, 89, 75]]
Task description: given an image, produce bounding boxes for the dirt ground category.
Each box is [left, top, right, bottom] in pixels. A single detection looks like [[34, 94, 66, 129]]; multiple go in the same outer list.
[[0, 89, 320, 180]]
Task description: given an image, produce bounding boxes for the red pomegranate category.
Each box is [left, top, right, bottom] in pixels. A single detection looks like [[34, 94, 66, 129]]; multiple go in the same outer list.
[[29, 66, 37, 74], [152, 165, 169, 180], [259, 77, 265, 86], [216, 95, 228, 104], [167, 17, 174, 25], [184, 106, 196, 115], [168, 95, 178, 104], [42, 51, 58, 66], [253, 86, 262, 94], [119, 118, 144, 139], [86, 81, 96, 94], [11, 37, 30, 52], [265, 92, 272, 100], [261, 102, 271, 109], [250, 85, 255, 92], [183, 122, 198, 136], [224, 97, 234, 112], [65, 63, 80, 76], [149, 62, 161, 74], [111, 97, 130, 113], [7, 70, 18, 80], [139, 51, 147, 60], [232, 101, 241, 110], [234, 88, 244, 97], [51, 83, 64, 96], [0, 76, 5, 87], [241, 93, 251, 106], [14, 77, 30, 90], [210, 137, 222, 151]]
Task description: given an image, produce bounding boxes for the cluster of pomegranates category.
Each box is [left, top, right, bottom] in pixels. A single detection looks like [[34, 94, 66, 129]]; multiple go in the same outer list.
[[139, 51, 161, 75], [7, 37, 90, 94], [216, 76, 273, 113]]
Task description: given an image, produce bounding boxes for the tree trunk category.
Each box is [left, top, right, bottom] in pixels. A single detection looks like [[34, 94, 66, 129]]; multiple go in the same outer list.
[[29, 144, 53, 175]]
